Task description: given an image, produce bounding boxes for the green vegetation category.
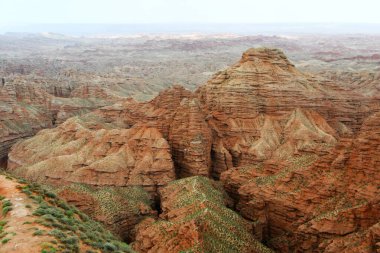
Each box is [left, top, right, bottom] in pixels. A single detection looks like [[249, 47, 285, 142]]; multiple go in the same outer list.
[[1, 199, 13, 216], [253, 154, 317, 186], [1, 174, 134, 253], [0, 219, 8, 240], [40, 242, 58, 253], [33, 229, 45, 236], [26, 183, 134, 252], [151, 176, 273, 253], [57, 183, 152, 232], [1, 238, 11, 244]]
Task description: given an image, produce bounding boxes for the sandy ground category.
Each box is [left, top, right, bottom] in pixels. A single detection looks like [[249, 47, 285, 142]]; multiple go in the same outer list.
[[0, 175, 53, 253]]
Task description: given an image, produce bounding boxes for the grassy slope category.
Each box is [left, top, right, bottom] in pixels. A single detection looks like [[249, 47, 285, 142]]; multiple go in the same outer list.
[[148, 176, 273, 253], [0, 172, 134, 253]]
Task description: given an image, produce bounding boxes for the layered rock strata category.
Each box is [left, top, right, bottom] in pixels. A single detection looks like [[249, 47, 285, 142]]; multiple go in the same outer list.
[[132, 176, 273, 253], [8, 116, 176, 194], [6, 48, 380, 252]]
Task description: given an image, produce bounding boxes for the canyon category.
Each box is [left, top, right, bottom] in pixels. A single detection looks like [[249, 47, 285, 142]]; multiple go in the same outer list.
[[1, 44, 378, 252]]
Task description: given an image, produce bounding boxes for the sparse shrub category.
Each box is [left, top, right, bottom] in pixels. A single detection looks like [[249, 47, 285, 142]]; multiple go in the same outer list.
[[4, 177, 135, 252], [103, 242, 117, 252], [40, 242, 58, 253], [1, 238, 10, 244], [33, 229, 45, 236], [45, 192, 57, 199], [57, 201, 70, 210], [2, 206, 12, 216], [2, 199, 12, 207], [0, 231, 8, 239], [17, 179, 27, 184], [42, 214, 57, 222], [48, 229, 67, 240], [21, 188, 33, 195], [31, 195, 44, 203], [65, 209, 74, 218]]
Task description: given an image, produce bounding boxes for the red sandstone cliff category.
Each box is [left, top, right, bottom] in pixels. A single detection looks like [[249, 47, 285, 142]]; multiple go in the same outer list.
[[6, 48, 380, 252]]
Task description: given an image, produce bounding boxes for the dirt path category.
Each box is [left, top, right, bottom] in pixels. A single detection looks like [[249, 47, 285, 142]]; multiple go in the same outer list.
[[0, 175, 53, 253]]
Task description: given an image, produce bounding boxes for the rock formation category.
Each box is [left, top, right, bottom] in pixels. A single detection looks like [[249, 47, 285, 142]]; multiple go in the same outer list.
[[168, 98, 212, 178], [0, 78, 121, 165], [215, 50, 380, 251], [56, 184, 155, 241], [132, 176, 273, 253], [8, 116, 176, 194], [0, 174, 133, 252], [0, 83, 53, 166], [6, 48, 380, 252]]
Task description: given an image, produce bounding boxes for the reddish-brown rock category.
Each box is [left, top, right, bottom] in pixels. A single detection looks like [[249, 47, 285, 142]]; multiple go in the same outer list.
[[168, 98, 212, 177], [196, 48, 377, 177], [221, 112, 380, 252], [56, 184, 155, 241], [0, 78, 117, 165], [6, 48, 380, 252], [0, 174, 133, 252], [0, 82, 53, 165], [8, 116, 176, 194], [133, 176, 273, 253]]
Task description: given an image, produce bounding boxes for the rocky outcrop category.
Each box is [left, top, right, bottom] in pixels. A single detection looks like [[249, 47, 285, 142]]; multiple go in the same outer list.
[[0, 82, 53, 165], [0, 174, 133, 253], [70, 84, 125, 101], [56, 184, 155, 241], [6, 48, 380, 252], [0, 79, 117, 164], [94, 85, 193, 137], [168, 98, 212, 177], [8, 116, 176, 194], [322, 222, 380, 252], [221, 112, 380, 252], [196, 53, 343, 175], [132, 176, 273, 253], [320, 70, 380, 98]]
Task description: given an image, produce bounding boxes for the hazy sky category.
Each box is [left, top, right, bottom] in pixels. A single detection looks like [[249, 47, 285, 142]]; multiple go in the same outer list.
[[1, 0, 380, 25]]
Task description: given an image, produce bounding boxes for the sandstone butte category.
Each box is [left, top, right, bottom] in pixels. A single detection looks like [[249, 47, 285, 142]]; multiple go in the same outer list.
[[5, 48, 380, 252]]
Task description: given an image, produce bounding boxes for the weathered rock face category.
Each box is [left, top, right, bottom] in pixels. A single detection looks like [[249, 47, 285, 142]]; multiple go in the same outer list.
[[8, 116, 176, 194], [56, 184, 155, 241], [0, 83, 53, 165], [195, 48, 349, 178], [168, 98, 212, 178], [0, 174, 133, 253], [132, 176, 273, 253], [70, 84, 125, 101], [322, 222, 380, 253], [49, 96, 111, 125], [0, 79, 116, 164], [201, 48, 380, 252], [93, 85, 193, 137], [6, 48, 380, 252], [320, 70, 380, 98], [221, 112, 380, 252]]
